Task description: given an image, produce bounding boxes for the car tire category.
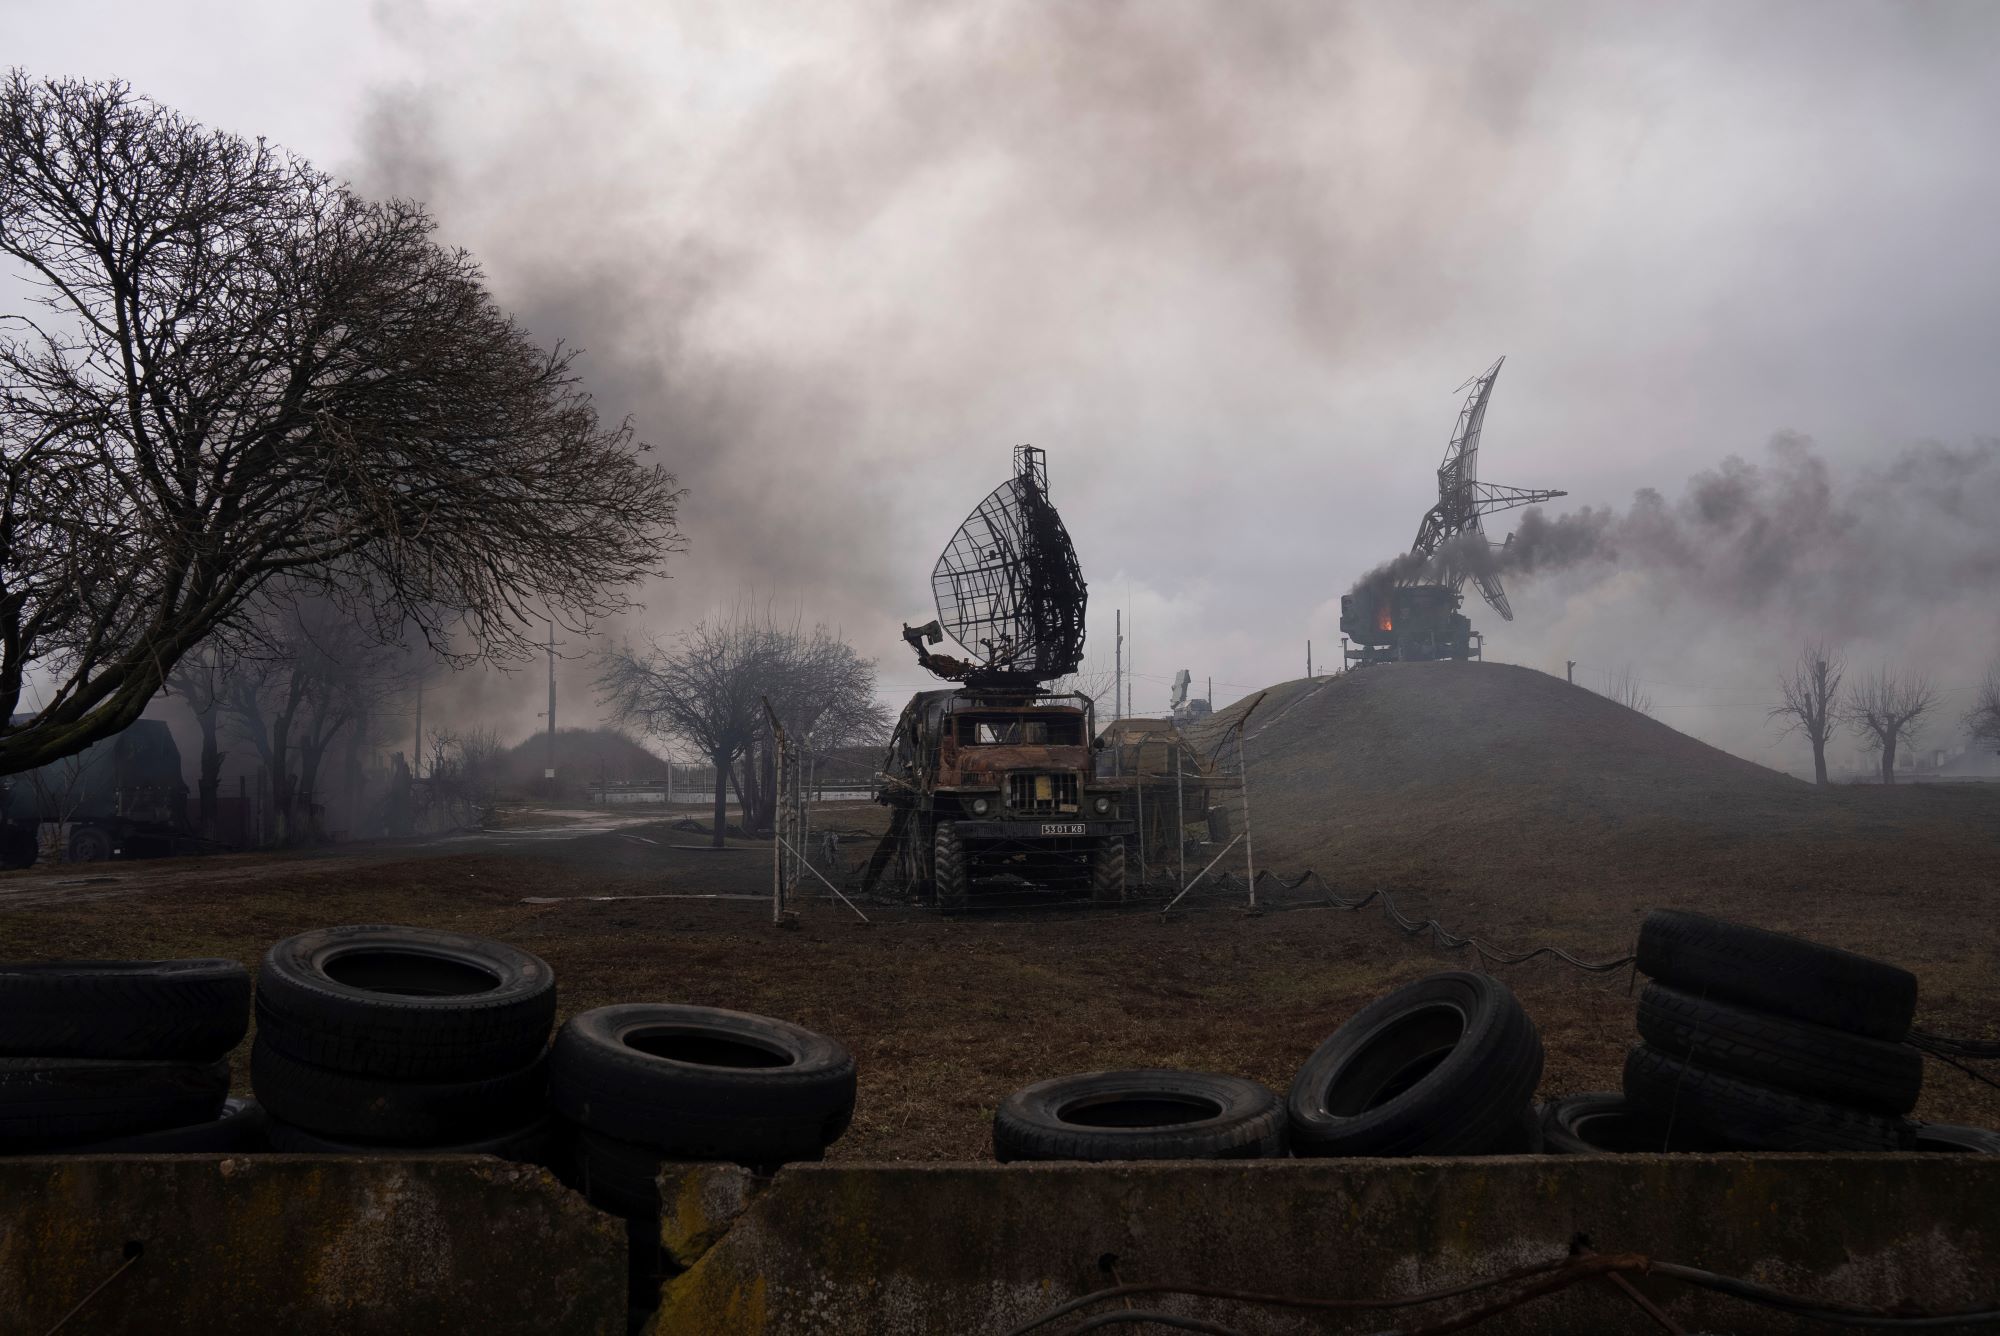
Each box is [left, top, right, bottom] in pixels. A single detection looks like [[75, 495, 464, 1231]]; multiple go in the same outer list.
[[1288, 972, 1544, 1157], [1091, 837, 1126, 904], [1621, 1043, 1905, 1152], [1635, 910, 1917, 1042], [994, 1069, 1286, 1163], [933, 822, 968, 910], [251, 1036, 547, 1143], [265, 1112, 556, 1161], [550, 1004, 855, 1164], [255, 925, 556, 1079], [1636, 982, 1922, 1115], [66, 1097, 267, 1153], [1903, 1121, 2000, 1154], [1540, 1092, 1726, 1154], [0, 958, 251, 1060], [0, 1056, 230, 1148]]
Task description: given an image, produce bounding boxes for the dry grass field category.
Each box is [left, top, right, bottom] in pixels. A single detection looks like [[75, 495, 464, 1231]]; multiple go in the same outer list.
[[4, 660, 1996, 1161]]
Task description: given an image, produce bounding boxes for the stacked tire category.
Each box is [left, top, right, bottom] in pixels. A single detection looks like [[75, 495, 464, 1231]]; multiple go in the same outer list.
[[1602, 911, 1922, 1152], [0, 959, 263, 1152], [1288, 971, 1545, 1157], [252, 926, 557, 1159], [550, 1004, 857, 1220]]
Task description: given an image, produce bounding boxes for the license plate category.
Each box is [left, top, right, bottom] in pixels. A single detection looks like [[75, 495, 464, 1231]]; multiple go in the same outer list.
[[1040, 823, 1086, 836]]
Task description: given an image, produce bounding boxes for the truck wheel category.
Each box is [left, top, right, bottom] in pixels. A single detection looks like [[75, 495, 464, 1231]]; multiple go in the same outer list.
[[1091, 837, 1126, 903], [67, 826, 113, 862], [933, 822, 968, 910]]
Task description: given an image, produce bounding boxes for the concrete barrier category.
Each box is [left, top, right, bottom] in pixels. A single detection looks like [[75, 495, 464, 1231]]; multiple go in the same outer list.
[[8, 1153, 1996, 1333], [650, 1155, 2000, 1335], [0, 1154, 626, 1335]]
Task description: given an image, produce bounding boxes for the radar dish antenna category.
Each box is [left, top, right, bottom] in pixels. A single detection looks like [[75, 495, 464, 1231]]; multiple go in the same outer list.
[[1406, 356, 1566, 621], [907, 446, 1087, 689]]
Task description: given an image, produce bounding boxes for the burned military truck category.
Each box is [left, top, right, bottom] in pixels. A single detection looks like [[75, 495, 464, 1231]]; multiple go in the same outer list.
[[864, 447, 1130, 908], [0, 718, 191, 868]]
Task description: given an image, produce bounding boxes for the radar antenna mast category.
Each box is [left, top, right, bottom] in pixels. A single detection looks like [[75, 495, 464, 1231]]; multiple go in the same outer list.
[[905, 445, 1088, 690], [1406, 356, 1566, 620]]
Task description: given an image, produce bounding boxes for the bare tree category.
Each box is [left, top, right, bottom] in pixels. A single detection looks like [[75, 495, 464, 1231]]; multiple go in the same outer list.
[[165, 646, 229, 838], [1768, 642, 1844, 786], [1843, 668, 1938, 784], [0, 75, 684, 775], [1967, 664, 2000, 757], [597, 610, 887, 847], [1604, 666, 1654, 716], [217, 602, 408, 844]]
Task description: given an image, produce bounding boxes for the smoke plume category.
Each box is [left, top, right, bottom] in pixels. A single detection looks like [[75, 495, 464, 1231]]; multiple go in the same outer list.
[[1352, 433, 2000, 646]]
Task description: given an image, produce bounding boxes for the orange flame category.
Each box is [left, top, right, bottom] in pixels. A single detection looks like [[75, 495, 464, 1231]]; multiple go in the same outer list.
[[1377, 605, 1393, 633]]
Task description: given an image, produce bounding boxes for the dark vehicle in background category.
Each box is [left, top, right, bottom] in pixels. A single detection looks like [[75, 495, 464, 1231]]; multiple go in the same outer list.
[[874, 688, 1129, 908], [1, 719, 191, 868]]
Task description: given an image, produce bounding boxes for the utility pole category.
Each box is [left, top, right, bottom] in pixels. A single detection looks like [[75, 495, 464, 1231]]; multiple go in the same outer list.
[[1307, 641, 1313, 679], [1566, 660, 1576, 686], [545, 621, 558, 790], [1114, 610, 1123, 722]]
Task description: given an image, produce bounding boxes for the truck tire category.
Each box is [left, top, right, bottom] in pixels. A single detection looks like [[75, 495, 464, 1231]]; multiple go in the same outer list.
[[266, 1112, 555, 1161], [550, 1004, 856, 1164], [0, 959, 251, 1060], [67, 1097, 267, 1152], [993, 1070, 1286, 1163], [933, 822, 968, 910], [255, 925, 556, 1080], [250, 1036, 547, 1143], [67, 826, 113, 862], [1635, 910, 1917, 1042], [0, 1056, 229, 1148], [1540, 1092, 1725, 1154], [1904, 1121, 2000, 1154], [1091, 837, 1126, 903], [1621, 1043, 1904, 1152], [1288, 972, 1544, 1157], [1636, 983, 1922, 1115]]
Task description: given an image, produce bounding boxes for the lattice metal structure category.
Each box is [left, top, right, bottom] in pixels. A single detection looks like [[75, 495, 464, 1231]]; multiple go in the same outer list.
[[916, 446, 1086, 689], [1408, 356, 1566, 620]]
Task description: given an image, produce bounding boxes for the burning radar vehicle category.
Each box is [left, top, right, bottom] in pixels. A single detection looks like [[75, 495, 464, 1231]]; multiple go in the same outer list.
[[863, 447, 1130, 909], [1340, 357, 1565, 666]]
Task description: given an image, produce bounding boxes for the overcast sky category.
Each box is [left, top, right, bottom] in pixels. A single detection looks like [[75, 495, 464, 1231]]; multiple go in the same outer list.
[[11, 0, 2000, 776]]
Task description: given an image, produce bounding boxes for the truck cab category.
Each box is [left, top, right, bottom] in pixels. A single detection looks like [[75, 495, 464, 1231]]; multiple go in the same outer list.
[[875, 689, 1131, 907]]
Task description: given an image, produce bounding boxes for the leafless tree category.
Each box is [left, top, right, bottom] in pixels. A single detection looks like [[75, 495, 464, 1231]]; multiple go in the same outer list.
[[1965, 664, 2000, 756], [0, 75, 683, 776], [597, 610, 887, 847], [217, 602, 409, 843], [1603, 666, 1654, 716], [165, 646, 229, 838], [1843, 668, 1938, 784], [419, 727, 505, 831], [1768, 642, 1844, 786]]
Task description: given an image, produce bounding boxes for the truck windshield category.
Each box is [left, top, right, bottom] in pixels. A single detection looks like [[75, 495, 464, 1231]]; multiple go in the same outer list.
[[958, 716, 1082, 746]]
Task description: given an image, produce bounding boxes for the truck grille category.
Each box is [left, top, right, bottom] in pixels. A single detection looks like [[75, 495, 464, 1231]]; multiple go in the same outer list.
[[1007, 773, 1079, 814]]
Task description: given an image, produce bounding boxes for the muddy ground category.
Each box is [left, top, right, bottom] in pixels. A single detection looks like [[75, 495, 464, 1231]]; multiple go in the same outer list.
[[3, 795, 1994, 1162]]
